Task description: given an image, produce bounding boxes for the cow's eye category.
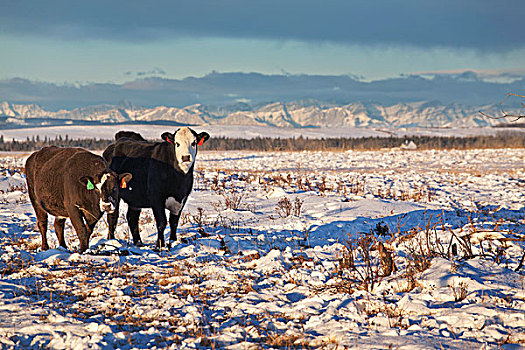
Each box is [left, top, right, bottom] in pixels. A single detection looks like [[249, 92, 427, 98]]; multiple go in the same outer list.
[[175, 142, 180, 147], [191, 141, 196, 147]]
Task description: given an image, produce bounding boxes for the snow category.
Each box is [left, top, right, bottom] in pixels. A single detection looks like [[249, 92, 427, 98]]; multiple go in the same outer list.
[[1, 124, 524, 142], [0, 148, 524, 349]]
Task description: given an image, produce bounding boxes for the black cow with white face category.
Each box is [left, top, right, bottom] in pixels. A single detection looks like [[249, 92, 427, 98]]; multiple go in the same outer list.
[[103, 127, 210, 248]]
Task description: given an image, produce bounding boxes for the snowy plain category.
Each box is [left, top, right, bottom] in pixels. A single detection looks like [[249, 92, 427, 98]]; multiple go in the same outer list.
[[2, 124, 524, 142], [0, 143, 524, 348]]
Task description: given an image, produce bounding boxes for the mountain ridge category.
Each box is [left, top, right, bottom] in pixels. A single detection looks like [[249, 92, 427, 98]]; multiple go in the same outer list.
[[0, 100, 518, 129]]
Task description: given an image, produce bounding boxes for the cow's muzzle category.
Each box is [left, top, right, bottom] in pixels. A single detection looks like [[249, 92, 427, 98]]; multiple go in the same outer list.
[[101, 202, 114, 212], [181, 155, 191, 162]]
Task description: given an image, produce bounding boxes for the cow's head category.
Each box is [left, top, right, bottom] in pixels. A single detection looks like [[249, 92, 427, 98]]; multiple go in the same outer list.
[[80, 171, 132, 213], [161, 127, 210, 174]]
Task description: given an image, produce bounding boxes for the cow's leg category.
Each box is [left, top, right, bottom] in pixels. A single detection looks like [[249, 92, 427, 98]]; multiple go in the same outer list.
[[67, 208, 91, 253], [126, 207, 142, 246], [85, 215, 99, 235], [34, 207, 49, 251], [169, 212, 181, 243], [151, 204, 167, 248], [27, 185, 50, 250], [167, 197, 186, 247], [107, 199, 119, 240], [54, 217, 67, 249]]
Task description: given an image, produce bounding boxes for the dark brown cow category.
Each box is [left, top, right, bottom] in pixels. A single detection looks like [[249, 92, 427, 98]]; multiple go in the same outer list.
[[25, 146, 132, 252]]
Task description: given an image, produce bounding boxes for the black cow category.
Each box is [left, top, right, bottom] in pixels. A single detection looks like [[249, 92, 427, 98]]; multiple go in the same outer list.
[[115, 130, 147, 142], [103, 127, 210, 248], [25, 147, 132, 252]]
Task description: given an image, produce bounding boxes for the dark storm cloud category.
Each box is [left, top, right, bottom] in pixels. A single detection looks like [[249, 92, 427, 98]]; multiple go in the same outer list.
[[2, 72, 525, 110], [1, 0, 523, 51]]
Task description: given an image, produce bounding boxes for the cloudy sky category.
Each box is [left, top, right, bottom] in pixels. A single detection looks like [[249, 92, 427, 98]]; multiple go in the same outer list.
[[1, 0, 524, 84]]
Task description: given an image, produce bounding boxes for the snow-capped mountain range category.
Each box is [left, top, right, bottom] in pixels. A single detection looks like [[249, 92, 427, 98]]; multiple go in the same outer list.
[[0, 100, 517, 129]]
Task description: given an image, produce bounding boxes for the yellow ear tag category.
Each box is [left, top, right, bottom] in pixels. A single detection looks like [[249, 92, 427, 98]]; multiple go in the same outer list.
[[87, 180, 95, 190], [121, 178, 127, 189]]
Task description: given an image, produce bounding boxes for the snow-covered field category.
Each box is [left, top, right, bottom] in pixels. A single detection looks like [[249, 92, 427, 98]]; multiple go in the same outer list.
[[2, 124, 525, 142], [0, 148, 524, 349]]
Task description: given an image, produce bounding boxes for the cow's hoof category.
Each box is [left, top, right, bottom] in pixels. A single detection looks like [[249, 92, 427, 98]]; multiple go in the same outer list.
[[134, 241, 144, 247], [154, 241, 166, 251], [167, 240, 179, 249]]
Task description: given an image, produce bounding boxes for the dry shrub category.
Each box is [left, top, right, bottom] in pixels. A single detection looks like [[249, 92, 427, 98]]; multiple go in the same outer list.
[[293, 197, 304, 216], [237, 252, 261, 263], [450, 280, 469, 302], [276, 197, 293, 218], [317, 176, 329, 194], [377, 185, 436, 202], [365, 301, 408, 329], [401, 214, 450, 278], [222, 190, 244, 210], [332, 232, 382, 293], [264, 332, 311, 349], [356, 234, 380, 292], [213, 189, 247, 211], [191, 207, 209, 237], [332, 219, 443, 294], [377, 242, 397, 277], [348, 176, 366, 195], [0, 255, 29, 276], [276, 197, 304, 218]]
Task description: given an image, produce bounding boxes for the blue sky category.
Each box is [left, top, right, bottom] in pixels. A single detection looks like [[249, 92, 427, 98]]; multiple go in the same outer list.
[[1, 0, 525, 83]]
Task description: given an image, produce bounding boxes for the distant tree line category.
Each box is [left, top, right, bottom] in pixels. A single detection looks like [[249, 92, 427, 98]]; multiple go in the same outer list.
[[203, 133, 525, 151], [0, 135, 112, 152], [0, 133, 523, 152]]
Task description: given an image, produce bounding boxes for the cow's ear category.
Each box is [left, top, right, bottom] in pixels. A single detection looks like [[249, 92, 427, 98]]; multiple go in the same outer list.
[[80, 176, 95, 190], [197, 132, 210, 146], [161, 132, 174, 144], [119, 173, 132, 189]]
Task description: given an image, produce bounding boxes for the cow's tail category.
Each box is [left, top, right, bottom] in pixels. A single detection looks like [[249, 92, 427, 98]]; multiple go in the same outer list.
[[115, 131, 146, 141]]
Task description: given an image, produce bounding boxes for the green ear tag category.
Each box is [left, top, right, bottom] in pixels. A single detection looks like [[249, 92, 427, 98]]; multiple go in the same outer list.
[[86, 180, 95, 190]]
